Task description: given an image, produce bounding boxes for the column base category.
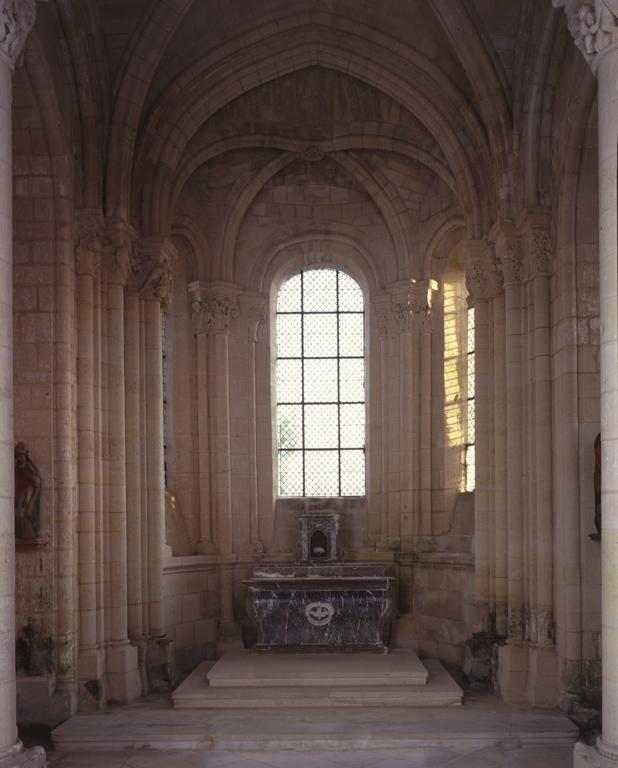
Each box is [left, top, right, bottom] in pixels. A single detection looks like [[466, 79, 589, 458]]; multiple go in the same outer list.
[[0, 741, 46, 767], [146, 635, 175, 692], [106, 642, 141, 704], [574, 739, 618, 766]]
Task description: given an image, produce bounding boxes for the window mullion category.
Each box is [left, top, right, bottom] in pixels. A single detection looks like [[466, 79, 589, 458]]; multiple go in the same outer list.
[[301, 270, 306, 497]]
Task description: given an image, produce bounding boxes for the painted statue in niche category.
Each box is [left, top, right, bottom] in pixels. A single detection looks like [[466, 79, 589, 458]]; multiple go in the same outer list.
[[590, 432, 602, 542], [14, 442, 42, 540]]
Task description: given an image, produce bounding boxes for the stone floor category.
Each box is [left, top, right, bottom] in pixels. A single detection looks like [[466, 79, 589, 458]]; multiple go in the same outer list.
[[35, 682, 583, 768], [45, 743, 576, 767]]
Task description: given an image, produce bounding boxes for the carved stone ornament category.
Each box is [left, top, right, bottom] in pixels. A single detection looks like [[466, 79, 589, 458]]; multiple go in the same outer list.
[[0, 0, 36, 68], [75, 213, 103, 278], [553, 0, 618, 68], [191, 296, 240, 335], [305, 601, 335, 627]]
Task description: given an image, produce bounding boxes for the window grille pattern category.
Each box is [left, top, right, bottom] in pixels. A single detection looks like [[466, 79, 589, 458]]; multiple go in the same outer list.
[[465, 306, 475, 491], [276, 267, 365, 496]]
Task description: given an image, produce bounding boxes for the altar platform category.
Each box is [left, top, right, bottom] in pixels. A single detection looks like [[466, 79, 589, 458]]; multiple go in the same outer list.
[[172, 648, 462, 708]]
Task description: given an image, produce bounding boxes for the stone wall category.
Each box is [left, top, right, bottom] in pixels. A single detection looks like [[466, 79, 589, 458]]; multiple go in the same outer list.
[[162, 557, 219, 680]]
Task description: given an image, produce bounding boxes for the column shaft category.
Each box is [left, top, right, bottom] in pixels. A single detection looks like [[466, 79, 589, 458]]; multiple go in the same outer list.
[[598, 50, 618, 750], [145, 299, 165, 637], [532, 273, 553, 643], [195, 332, 212, 550], [125, 293, 143, 640], [0, 55, 16, 755], [77, 272, 98, 656], [504, 281, 524, 638], [107, 282, 128, 643], [474, 299, 492, 629], [493, 295, 508, 636]]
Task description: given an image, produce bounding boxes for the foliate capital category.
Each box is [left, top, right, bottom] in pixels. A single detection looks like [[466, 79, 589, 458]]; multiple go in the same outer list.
[[0, 0, 36, 69], [75, 210, 104, 278], [132, 237, 176, 311], [553, 0, 618, 72], [188, 281, 241, 335]]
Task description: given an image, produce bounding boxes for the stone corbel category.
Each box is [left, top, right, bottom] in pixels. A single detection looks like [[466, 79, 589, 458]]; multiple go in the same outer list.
[[553, 0, 618, 71], [75, 209, 104, 278], [133, 238, 177, 311], [188, 281, 241, 336], [0, 0, 36, 69]]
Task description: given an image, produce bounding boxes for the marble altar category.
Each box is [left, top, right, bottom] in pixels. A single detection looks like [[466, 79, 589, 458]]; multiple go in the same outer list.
[[244, 512, 395, 653]]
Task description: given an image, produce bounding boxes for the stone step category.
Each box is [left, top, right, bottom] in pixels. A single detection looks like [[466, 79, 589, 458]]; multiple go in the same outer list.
[[173, 659, 461, 708], [206, 647, 428, 688], [51, 695, 578, 753]]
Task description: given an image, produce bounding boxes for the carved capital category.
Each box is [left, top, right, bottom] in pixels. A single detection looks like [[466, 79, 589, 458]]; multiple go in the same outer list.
[[104, 219, 137, 286], [238, 292, 268, 341], [133, 238, 176, 311], [189, 281, 241, 335], [462, 240, 502, 302], [526, 227, 552, 279], [409, 280, 434, 331], [553, 0, 618, 71], [75, 210, 103, 278], [372, 293, 392, 340], [0, 0, 36, 69], [493, 227, 523, 287]]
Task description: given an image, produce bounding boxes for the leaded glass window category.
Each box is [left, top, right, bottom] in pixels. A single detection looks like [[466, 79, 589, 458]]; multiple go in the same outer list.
[[276, 267, 366, 496], [465, 306, 475, 491]]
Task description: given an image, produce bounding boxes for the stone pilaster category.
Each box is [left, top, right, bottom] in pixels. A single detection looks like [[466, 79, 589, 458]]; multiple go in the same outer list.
[[189, 281, 242, 641], [464, 240, 500, 636], [75, 211, 106, 709], [554, 1, 618, 762], [237, 293, 267, 555], [136, 238, 176, 691], [103, 221, 141, 703], [0, 1, 46, 764]]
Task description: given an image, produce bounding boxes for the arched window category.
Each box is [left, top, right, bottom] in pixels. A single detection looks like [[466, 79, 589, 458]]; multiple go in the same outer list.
[[276, 267, 366, 497]]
